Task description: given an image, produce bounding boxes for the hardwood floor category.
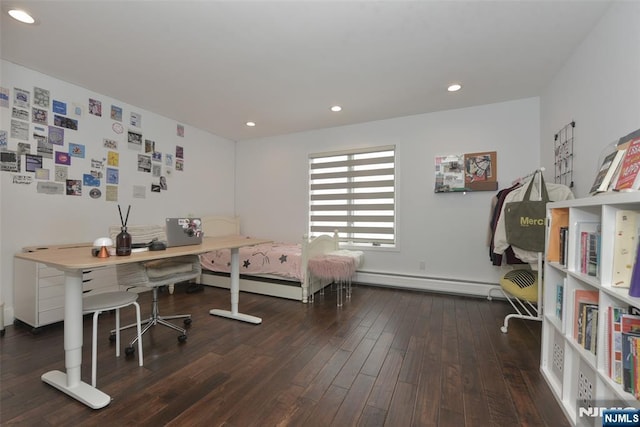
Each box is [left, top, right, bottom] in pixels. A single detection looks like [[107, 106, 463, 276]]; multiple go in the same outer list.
[[0, 284, 569, 426]]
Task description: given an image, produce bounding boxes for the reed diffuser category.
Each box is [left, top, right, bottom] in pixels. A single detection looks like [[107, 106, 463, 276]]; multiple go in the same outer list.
[[116, 204, 132, 256]]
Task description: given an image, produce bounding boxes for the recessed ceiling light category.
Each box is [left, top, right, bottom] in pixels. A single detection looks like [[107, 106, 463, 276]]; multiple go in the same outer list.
[[246, 121, 256, 127], [8, 9, 35, 24], [447, 84, 462, 92], [330, 106, 342, 112]]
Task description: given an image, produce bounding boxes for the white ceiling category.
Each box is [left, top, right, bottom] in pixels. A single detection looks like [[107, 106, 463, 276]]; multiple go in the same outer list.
[[1, 1, 612, 142]]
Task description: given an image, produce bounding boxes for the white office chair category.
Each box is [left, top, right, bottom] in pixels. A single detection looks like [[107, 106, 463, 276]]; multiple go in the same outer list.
[[83, 291, 143, 387], [115, 255, 201, 343]]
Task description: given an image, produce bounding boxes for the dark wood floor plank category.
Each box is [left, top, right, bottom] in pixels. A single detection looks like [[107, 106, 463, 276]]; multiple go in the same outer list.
[[0, 284, 568, 426]]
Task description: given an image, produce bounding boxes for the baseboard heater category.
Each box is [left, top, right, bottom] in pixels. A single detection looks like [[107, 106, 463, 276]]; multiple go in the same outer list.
[[353, 270, 501, 298]]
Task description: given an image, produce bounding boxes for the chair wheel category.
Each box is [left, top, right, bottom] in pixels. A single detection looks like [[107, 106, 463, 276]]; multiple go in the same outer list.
[[178, 334, 187, 343], [109, 334, 116, 342], [125, 346, 135, 356], [184, 318, 192, 326]]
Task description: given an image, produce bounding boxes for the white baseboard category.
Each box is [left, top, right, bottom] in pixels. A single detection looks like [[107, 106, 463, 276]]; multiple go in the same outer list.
[[353, 271, 502, 298]]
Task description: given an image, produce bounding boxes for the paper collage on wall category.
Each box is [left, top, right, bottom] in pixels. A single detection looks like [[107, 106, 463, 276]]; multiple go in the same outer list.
[[0, 84, 187, 200], [435, 151, 498, 193]]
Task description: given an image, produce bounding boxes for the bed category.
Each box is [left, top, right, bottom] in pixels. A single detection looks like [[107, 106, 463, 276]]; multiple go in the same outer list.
[[198, 216, 356, 303]]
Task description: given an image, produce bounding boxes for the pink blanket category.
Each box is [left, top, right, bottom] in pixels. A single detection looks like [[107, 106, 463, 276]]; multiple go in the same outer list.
[[200, 242, 304, 280]]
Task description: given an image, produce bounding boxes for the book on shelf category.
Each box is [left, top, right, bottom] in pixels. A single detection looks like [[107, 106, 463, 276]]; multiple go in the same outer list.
[[621, 313, 640, 395], [612, 210, 640, 288], [559, 226, 569, 267], [556, 280, 564, 320], [573, 289, 599, 346], [614, 128, 640, 191], [575, 222, 600, 276], [590, 145, 626, 194], [609, 306, 628, 384], [583, 304, 598, 354], [547, 208, 569, 263]]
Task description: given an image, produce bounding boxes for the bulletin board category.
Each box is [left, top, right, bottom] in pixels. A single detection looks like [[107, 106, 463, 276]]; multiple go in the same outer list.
[[435, 151, 498, 193]]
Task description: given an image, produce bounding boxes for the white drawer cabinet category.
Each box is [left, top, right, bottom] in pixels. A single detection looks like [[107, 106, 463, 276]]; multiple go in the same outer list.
[[13, 258, 119, 330]]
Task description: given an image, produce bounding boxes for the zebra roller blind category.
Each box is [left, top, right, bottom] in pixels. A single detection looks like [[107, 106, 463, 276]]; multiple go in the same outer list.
[[309, 145, 396, 247]]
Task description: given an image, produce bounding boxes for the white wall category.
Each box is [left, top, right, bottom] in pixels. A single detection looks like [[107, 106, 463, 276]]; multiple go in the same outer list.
[[541, 1, 640, 198], [235, 97, 541, 291], [0, 61, 236, 324]]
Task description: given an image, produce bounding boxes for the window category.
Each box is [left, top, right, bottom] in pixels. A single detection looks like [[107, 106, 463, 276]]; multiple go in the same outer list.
[[309, 145, 396, 248]]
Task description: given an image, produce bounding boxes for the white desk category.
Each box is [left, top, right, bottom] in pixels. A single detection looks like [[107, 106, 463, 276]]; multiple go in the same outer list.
[[14, 235, 269, 409]]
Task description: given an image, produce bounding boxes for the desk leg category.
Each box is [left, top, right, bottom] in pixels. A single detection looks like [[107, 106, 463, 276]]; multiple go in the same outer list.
[[209, 247, 262, 324], [41, 270, 111, 409]]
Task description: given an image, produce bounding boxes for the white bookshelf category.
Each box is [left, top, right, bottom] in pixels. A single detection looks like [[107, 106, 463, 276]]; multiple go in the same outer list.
[[542, 192, 640, 426]]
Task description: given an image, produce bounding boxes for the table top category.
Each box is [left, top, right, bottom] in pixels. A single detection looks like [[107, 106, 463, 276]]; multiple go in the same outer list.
[[15, 236, 271, 271]]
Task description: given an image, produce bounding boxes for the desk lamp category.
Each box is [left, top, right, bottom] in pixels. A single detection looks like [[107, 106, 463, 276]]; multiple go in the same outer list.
[[93, 237, 113, 258]]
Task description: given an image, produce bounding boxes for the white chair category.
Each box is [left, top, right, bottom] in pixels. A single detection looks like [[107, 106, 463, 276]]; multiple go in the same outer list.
[[83, 291, 144, 387]]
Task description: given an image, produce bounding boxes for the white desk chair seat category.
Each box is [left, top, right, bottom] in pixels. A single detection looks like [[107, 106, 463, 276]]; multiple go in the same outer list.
[[83, 291, 143, 387]]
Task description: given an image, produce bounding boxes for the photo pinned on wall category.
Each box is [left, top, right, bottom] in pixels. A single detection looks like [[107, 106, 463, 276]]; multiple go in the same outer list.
[[33, 87, 50, 108], [55, 151, 71, 165], [151, 183, 161, 193], [83, 173, 100, 187], [11, 119, 29, 140], [106, 185, 118, 202], [73, 103, 83, 116], [13, 87, 30, 108], [13, 175, 32, 185], [0, 130, 7, 149], [25, 154, 43, 172], [137, 154, 151, 172], [66, 179, 81, 196], [0, 87, 9, 108], [144, 139, 155, 153], [107, 151, 119, 167], [88, 98, 102, 116], [112, 122, 123, 134], [89, 188, 102, 199], [127, 129, 142, 150], [152, 164, 161, 177], [133, 185, 146, 199], [165, 153, 173, 167], [69, 143, 85, 158], [103, 138, 117, 150], [152, 151, 162, 162], [130, 112, 142, 127], [52, 100, 67, 115], [133, 185, 147, 199], [91, 158, 105, 171], [0, 151, 18, 172], [177, 124, 184, 137], [176, 158, 184, 171], [176, 145, 184, 159], [160, 176, 167, 190], [54, 114, 78, 130], [36, 138, 53, 159], [48, 126, 64, 145], [32, 107, 47, 125], [106, 167, 119, 184], [35, 168, 49, 180], [12, 107, 29, 121], [110, 105, 122, 121], [37, 181, 64, 195], [54, 165, 68, 182]]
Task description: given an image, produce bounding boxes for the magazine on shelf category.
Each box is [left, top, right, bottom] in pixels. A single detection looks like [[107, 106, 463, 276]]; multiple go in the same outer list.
[[614, 128, 640, 191], [590, 145, 626, 194], [612, 210, 640, 288]]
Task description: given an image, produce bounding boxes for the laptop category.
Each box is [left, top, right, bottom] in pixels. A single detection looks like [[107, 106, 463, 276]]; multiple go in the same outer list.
[[165, 218, 204, 247]]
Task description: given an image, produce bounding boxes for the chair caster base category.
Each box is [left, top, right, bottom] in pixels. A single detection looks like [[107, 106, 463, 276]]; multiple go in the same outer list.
[[124, 346, 135, 356], [178, 334, 187, 343], [109, 333, 116, 342], [184, 318, 192, 326]]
